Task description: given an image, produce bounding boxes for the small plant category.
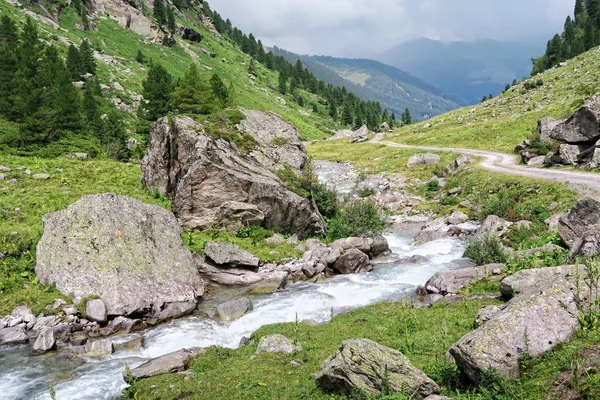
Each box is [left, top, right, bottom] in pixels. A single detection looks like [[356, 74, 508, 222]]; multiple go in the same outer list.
[[424, 180, 440, 192], [49, 385, 57, 400], [327, 200, 386, 241], [577, 258, 600, 331], [464, 235, 507, 266], [312, 182, 340, 220]]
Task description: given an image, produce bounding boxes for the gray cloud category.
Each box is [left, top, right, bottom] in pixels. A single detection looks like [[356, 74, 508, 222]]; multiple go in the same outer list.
[[207, 0, 573, 57]]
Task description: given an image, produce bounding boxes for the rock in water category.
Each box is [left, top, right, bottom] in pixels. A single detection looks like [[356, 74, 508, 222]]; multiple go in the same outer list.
[[0, 327, 28, 345], [128, 348, 204, 380], [332, 249, 372, 274], [214, 297, 253, 321], [449, 280, 579, 382], [32, 326, 56, 353], [141, 115, 325, 239], [314, 339, 440, 398], [204, 242, 259, 268], [35, 194, 204, 317]]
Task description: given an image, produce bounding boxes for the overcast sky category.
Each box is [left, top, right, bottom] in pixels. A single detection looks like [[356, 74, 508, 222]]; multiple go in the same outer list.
[[208, 0, 574, 57]]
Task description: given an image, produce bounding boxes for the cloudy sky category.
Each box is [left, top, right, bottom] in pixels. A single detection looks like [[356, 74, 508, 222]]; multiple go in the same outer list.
[[208, 0, 574, 57]]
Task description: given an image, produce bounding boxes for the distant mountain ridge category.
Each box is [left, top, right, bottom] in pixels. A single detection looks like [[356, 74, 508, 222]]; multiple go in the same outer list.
[[272, 47, 466, 122], [378, 37, 547, 104]]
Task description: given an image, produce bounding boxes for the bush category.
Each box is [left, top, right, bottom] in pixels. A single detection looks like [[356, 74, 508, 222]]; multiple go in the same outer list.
[[356, 186, 376, 198], [327, 200, 386, 241], [235, 225, 273, 242], [425, 180, 440, 192], [312, 182, 339, 220], [464, 235, 507, 266], [440, 196, 458, 206]]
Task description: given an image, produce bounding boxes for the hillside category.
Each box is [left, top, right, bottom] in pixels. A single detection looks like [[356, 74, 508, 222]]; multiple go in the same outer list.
[[386, 45, 600, 153], [379, 37, 545, 104], [272, 47, 465, 121]]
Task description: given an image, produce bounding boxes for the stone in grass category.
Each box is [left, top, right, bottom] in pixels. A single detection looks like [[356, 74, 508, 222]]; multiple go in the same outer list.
[[314, 339, 440, 399], [255, 334, 301, 355]]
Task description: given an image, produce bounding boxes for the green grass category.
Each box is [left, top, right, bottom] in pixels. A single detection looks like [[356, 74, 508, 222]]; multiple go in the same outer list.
[[0, 154, 169, 315], [308, 140, 458, 181], [386, 48, 600, 153]]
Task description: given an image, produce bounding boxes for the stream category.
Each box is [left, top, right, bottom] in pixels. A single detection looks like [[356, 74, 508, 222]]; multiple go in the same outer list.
[[0, 161, 467, 400]]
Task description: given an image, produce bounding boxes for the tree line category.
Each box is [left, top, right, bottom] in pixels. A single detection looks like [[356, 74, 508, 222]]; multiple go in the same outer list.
[[0, 16, 129, 160], [201, 1, 403, 130], [532, 0, 600, 74]]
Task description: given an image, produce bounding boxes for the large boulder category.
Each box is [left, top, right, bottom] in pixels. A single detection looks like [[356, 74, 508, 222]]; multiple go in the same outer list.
[[350, 125, 369, 143], [127, 348, 204, 380], [86, 299, 107, 323], [32, 326, 56, 354], [141, 115, 325, 239], [449, 279, 579, 382], [332, 249, 372, 274], [570, 225, 600, 259], [558, 199, 600, 248], [330, 129, 353, 140], [213, 297, 253, 321], [314, 339, 440, 398], [538, 116, 563, 143], [546, 96, 600, 144], [330, 235, 390, 259], [35, 194, 204, 317], [499, 265, 583, 298], [556, 144, 587, 164], [425, 264, 506, 295], [407, 153, 441, 168], [256, 334, 301, 354], [0, 327, 28, 345], [204, 242, 259, 268], [446, 154, 471, 172]]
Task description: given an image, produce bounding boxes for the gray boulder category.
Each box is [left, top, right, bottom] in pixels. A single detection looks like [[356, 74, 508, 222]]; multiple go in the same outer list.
[[449, 279, 579, 382], [32, 326, 56, 353], [0, 327, 28, 345], [447, 154, 471, 172], [448, 211, 469, 225], [425, 264, 506, 295], [538, 116, 563, 143], [350, 125, 369, 143], [330, 129, 353, 140], [476, 215, 512, 237], [558, 199, 600, 248], [265, 234, 285, 245], [527, 156, 546, 166], [214, 297, 253, 321], [332, 249, 372, 274], [499, 265, 584, 298], [204, 242, 259, 268], [247, 271, 288, 294], [84, 338, 114, 356], [85, 299, 107, 323], [547, 96, 600, 144], [256, 334, 301, 354], [473, 305, 502, 328], [196, 257, 264, 286], [101, 316, 146, 336], [146, 301, 197, 326], [128, 348, 204, 380], [570, 225, 600, 258], [330, 235, 390, 259], [141, 115, 325, 239], [314, 339, 440, 398], [407, 153, 441, 168], [556, 144, 587, 164], [35, 194, 204, 317]]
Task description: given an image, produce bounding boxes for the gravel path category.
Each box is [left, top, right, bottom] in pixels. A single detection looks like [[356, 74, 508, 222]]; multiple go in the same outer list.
[[373, 139, 600, 198]]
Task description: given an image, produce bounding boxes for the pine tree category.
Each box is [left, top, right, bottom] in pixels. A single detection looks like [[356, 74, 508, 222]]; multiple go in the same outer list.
[[210, 73, 228, 107], [227, 81, 236, 106], [0, 16, 19, 119], [278, 72, 287, 94], [575, 0, 585, 23], [296, 95, 304, 107], [289, 77, 298, 93], [402, 108, 412, 125], [153, 0, 166, 26], [102, 110, 129, 161], [142, 63, 173, 121], [248, 58, 256, 76], [0, 15, 19, 44], [171, 63, 216, 114], [136, 49, 145, 64], [329, 100, 337, 120], [312, 103, 318, 113], [13, 17, 42, 119], [67, 44, 81, 80], [166, 6, 176, 33], [342, 104, 353, 126], [79, 39, 96, 75]]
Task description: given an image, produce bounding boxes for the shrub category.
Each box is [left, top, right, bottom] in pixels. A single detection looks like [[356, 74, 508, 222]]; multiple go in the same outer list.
[[312, 182, 340, 220], [356, 186, 376, 198], [276, 165, 311, 198], [464, 235, 507, 266], [235, 225, 273, 242], [440, 196, 458, 206], [425, 180, 440, 192], [327, 200, 386, 241]]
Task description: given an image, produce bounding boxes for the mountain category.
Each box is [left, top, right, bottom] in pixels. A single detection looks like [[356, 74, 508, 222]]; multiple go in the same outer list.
[[272, 48, 466, 122], [378, 37, 546, 105]]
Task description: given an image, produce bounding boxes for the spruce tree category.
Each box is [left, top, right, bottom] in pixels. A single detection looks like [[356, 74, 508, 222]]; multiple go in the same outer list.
[[248, 58, 256, 76], [342, 104, 353, 126], [171, 63, 215, 114], [79, 39, 96, 75], [0, 16, 19, 119], [329, 100, 337, 120], [278, 72, 287, 94], [227, 81, 236, 106], [67, 44, 81, 80], [142, 63, 173, 121], [402, 108, 412, 125], [136, 49, 145, 64], [210, 73, 228, 107], [166, 6, 176, 33], [0, 15, 19, 44], [153, 0, 166, 26], [312, 103, 318, 113], [102, 110, 129, 161], [575, 0, 585, 23]]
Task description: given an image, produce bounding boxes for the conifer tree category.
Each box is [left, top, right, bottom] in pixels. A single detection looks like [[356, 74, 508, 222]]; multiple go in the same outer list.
[[0, 16, 19, 119], [166, 6, 176, 33], [248, 58, 256, 75], [136, 49, 145, 64], [102, 110, 130, 161], [227, 81, 236, 106], [278, 71, 287, 94], [329, 99, 337, 120], [153, 0, 166, 26], [67, 44, 81, 80], [401, 108, 412, 125], [342, 104, 353, 126], [210, 73, 228, 107], [142, 63, 173, 121], [79, 39, 96, 75], [312, 103, 318, 113], [171, 63, 215, 114]]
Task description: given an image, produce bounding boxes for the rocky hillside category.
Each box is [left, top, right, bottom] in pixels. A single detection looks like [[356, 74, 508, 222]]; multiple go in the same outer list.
[[273, 47, 465, 121], [387, 45, 600, 153]]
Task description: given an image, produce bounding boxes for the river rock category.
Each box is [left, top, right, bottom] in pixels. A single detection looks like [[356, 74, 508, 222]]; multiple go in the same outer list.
[[101, 316, 147, 336], [476, 215, 512, 237], [214, 297, 253, 321], [256, 334, 301, 354], [547, 96, 600, 144], [350, 125, 369, 143], [70, 331, 88, 346], [0, 327, 28, 345], [499, 265, 584, 298], [85, 299, 107, 323], [112, 334, 145, 352], [425, 264, 506, 295], [413, 218, 451, 244], [247, 271, 288, 294], [332, 249, 372, 274], [449, 279, 579, 382], [85, 338, 114, 356], [330, 235, 390, 258], [35, 194, 204, 318], [205, 242, 259, 268], [32, 326, 56, 353], [558, 199, 600, 248], [128, 348, 204, 380], [314, 339, 440, 398], [407, 153, 441, 168], [141, 115, 325, 239], [448, 211, 469, 225]]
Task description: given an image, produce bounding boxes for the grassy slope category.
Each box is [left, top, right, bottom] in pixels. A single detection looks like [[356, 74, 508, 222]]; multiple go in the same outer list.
[[386, 48, 600, 153], [0, 1, 340, 141]]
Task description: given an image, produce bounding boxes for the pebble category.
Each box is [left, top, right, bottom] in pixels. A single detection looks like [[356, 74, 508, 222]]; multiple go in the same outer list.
[[33, 174, 50, 180]]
